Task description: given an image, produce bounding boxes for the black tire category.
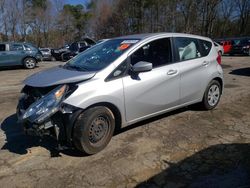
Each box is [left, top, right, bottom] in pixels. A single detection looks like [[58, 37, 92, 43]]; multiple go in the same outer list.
[[23, 57, 36, 69], [201, 80, 221, 110], [73, 106, 115, 155]]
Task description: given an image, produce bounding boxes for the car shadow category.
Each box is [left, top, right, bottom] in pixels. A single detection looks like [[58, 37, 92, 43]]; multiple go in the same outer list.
[[136, 143, 250, 188], [115, 104, 210, 136], [0, 114, 66, 157], [230, 67, 250, 77], [0, 65, 40, 71], [115, 107, 189, 135], [0, 66, 23, 71], [0, 105, 210, 158]]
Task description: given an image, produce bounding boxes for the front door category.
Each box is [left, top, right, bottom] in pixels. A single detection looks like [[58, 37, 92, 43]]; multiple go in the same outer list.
[[123, 38, 180, 123]]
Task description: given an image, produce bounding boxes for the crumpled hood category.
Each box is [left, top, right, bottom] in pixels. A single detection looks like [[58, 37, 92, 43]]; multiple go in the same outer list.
[[24, 66, 96, 87]]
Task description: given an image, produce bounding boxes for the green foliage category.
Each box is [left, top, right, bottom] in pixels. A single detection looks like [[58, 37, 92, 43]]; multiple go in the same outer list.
[[62, 4, 88, 40], [31, 0, 47, 9]]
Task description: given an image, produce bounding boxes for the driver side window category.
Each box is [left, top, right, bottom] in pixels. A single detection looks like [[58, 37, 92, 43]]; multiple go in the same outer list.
[[130, 38, 172, 68]]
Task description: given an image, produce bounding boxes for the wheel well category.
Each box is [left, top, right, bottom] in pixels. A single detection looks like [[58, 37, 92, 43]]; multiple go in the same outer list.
[[213, 77, 223, 93], [22, 56, 37, 64], [85, 102, 122, 132]]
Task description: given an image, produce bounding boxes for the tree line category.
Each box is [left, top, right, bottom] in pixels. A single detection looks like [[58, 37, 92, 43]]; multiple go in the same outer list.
[[0, 0, 249, 48]]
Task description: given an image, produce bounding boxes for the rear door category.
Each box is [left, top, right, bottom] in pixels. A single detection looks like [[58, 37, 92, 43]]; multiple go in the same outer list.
[[123, 37, 180, 123], [8, 43, 26, 65], [173, 37, 212, 104]]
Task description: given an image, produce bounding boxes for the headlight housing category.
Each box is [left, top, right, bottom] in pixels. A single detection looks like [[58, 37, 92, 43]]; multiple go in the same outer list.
[[22, 85, 67, 123]]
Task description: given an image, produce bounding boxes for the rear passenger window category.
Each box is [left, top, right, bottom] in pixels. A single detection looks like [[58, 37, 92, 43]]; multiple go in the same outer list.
[[0, 44, 6, 51], [174, 37, 201, 61], [199, 40, 212, 56]]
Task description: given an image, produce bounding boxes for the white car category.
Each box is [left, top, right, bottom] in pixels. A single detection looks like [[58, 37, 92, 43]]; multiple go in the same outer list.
[[17, 33, 223, 154], [214, 42, 224, 55]]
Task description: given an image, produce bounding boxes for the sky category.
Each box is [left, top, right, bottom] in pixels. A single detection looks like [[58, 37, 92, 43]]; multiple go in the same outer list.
[[65, 0, 90, 5]]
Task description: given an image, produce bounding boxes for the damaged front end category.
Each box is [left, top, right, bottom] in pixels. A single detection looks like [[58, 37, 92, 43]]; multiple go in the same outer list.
[[17, 84, 79, 146]]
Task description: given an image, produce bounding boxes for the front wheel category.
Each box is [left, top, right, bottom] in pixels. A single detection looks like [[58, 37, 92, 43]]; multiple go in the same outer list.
[[23, 57, 36, 69], [73, 106, 115, 155], [201, 80, 221, 110]]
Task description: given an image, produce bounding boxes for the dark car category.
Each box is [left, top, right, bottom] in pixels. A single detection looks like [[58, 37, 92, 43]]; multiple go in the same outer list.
[[40, 48, 55, 61], [230, 38, 250, 56], [51, 45, 69, 61], [0, 42, 42, 69], [61, 38, 96, 61]]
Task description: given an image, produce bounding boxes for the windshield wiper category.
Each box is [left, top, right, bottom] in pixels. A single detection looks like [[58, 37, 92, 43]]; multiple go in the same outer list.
[[64, 64, 89, 71]]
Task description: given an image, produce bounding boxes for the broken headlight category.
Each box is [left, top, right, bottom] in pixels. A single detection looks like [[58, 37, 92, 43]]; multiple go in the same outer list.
[[22, 85, 67, 123]]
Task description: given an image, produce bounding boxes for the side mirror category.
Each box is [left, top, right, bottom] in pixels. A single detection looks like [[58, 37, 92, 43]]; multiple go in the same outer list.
[[132, 61, 152, 73]]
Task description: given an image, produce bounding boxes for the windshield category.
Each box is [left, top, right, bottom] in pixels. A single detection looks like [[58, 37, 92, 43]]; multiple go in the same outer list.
[[64, 39, 139, 71], [233, 39, 250, 46]]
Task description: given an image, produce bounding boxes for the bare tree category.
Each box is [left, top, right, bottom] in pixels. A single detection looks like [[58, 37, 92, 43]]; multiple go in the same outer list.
[[236, 0, 250, 35]]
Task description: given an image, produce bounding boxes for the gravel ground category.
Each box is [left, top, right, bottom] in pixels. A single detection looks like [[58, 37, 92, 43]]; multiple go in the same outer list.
[[0, 57, 249, 188]]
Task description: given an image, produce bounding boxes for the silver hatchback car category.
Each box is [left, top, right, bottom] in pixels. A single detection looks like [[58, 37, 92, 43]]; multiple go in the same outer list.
[[17, 33, 223, 154]]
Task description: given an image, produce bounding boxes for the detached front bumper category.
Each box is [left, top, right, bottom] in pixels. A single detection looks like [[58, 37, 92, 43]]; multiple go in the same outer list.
[[16, 84, 81, 147], [17, 100, 81, 148], [17, 102, 63, 138]]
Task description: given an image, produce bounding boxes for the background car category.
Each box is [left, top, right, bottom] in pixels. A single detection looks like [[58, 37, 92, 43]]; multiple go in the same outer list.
[[230, 38, 250, 56], [217, 40, 233, 54], [0, 42, 42, 69], [40, 48, 56, 61], [214, 41, 224, 55], [51, 45, 69, 61], [61, 38, 96, 61]]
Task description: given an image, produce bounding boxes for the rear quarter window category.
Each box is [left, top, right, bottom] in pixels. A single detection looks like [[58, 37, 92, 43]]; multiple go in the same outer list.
[[199, 40, 212, 56], [174, 37, 202, 61], [10, 44, 24, 51]]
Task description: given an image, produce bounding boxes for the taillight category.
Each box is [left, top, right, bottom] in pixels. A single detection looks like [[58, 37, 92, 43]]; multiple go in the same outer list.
[[216, 53, 221, 65]]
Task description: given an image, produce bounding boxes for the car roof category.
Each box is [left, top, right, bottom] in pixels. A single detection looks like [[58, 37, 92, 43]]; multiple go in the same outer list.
[[113, 32, 211, 41], [0, 42, 31, 45]]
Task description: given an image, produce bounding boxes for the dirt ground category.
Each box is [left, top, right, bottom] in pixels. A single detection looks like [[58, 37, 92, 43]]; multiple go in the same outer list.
[[0, 57, 249, 188]]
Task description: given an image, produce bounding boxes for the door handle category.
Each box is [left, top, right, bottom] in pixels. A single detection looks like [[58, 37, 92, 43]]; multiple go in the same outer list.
[[167, 69, 178, 75], [202, 61, 210, 66]]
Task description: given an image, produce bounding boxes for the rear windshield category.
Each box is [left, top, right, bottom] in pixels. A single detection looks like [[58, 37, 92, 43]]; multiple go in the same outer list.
[[64, 39, 139, 71]]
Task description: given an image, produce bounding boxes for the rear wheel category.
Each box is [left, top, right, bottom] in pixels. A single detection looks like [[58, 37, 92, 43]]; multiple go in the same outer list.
[[73, 106, 115, 155], [201, 80, 221, 110], [23, 57, 36, 69]]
